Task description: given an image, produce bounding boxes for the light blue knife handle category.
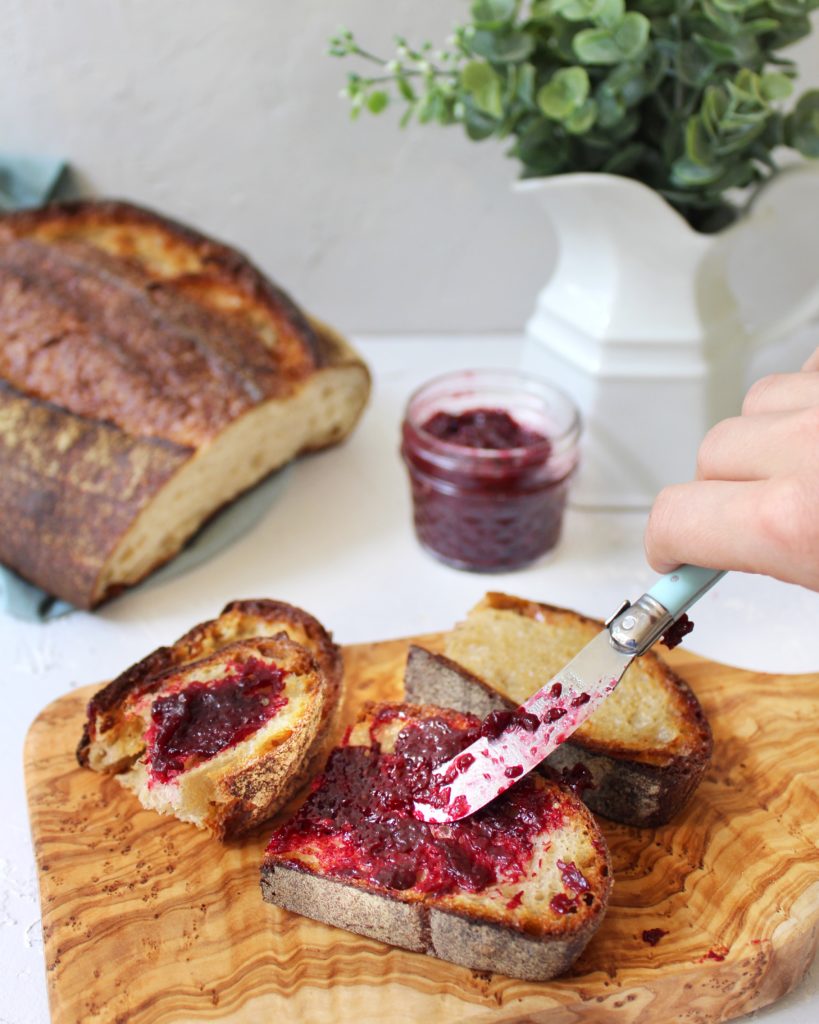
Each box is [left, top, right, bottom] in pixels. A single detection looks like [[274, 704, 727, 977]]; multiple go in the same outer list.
[[647, 565, 726, 619]]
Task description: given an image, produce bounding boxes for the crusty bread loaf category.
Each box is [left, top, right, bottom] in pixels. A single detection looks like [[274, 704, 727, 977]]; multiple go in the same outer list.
[[78, 599, 343, 838], [261, 701, 612, 981], [0, 200, 370, 607], [403, 593, 712, 827]]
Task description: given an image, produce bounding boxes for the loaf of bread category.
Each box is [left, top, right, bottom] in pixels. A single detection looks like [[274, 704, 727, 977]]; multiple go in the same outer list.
[[78, 599, 343, 838], [0, 201, 370, 607], [404, 593, 712, 827], [261, 701, 611, 981]]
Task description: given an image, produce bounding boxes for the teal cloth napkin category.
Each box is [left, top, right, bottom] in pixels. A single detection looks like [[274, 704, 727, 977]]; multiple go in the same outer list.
[[0, 153, 67, 211], [0, 155, 289, 621]]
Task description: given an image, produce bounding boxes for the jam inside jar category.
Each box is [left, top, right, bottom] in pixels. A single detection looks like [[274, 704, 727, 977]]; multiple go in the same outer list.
[[401, 370, 581, 571]]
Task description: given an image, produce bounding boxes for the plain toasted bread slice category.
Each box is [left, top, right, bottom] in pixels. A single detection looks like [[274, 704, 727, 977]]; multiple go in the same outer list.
[[261, 701, 612, 981], [404, 593, 712, 827], [78, 600, 342, 838]]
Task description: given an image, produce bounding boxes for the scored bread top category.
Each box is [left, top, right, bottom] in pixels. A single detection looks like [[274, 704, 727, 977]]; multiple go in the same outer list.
[[0, 201, 324, 448], [264, 701, 611, 939], [444, 593, 712, 768], [78, 598, 342, 771]]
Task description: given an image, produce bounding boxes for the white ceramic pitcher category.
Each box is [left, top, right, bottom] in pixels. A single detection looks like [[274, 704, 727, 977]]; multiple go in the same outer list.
[[519, 167, 819, 508]]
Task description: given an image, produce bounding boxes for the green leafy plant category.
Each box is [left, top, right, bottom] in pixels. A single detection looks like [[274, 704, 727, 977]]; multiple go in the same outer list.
[[329, 0, 819, 230]]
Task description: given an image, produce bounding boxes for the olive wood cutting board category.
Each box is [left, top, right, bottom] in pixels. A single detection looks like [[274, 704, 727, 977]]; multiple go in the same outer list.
[[24, 636, 819, 1024]]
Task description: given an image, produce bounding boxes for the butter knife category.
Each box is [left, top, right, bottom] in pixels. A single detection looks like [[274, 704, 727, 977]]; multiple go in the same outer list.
[[413, 565, 724, 823]]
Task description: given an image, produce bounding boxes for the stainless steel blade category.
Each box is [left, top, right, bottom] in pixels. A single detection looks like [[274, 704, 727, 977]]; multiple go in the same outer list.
[[412, 629, 635, 823]]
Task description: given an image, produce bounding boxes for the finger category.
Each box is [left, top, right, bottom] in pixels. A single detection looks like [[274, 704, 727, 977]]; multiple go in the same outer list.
[[695, 408, 818, 482], [802, 346, 819, 372], [644, 478, 819, 589], [742, 370, 819, 415]]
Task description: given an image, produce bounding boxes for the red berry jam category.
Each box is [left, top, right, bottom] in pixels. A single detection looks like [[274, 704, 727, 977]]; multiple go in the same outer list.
[[145, 658, 288, 783], [401, 371, 580, 572], [266, 711, 568, 897], [480, 709, 516, 740], [553, 761, 595, 799], [422, 409, 547, 450], [549, 892, 577, 915], [479, 706, 542, 742], [642, 928, 668, 946], [557, 859, 590, 894], [661, 613, 695, 650]]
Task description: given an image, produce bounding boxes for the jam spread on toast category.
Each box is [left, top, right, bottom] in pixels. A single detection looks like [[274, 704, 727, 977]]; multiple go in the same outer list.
[[146, 658, 288, 782], [266, 711, 568, 898]]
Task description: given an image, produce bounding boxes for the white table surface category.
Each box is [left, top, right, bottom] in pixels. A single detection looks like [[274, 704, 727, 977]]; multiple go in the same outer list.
[[2, 335, 818, 1024]]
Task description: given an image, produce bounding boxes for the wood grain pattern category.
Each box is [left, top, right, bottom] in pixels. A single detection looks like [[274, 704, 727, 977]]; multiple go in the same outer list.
[[24, 637, 819, 1024]]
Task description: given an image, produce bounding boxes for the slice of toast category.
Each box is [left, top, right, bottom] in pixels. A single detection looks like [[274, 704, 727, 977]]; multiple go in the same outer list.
[[77, 599, 343, 838], [404, 593, 712, 828], [261, 701, 612, 981]]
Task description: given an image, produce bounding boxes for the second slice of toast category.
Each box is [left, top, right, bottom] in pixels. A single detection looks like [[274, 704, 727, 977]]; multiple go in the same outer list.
[[77, 599, 343, 838], [404, 593, 712, 827], [261, 701, 612, 981]]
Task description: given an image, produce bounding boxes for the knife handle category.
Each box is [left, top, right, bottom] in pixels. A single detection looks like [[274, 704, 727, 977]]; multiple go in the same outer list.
[[647, 565, 726, 619], [608, 565, 726, 655]]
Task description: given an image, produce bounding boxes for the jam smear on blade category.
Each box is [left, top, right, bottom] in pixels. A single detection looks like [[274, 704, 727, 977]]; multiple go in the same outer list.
[[480, 706, 543, 741], [480, 709, 516, 740], [266, 712, 567, 898], [146, 658, 287, 783]]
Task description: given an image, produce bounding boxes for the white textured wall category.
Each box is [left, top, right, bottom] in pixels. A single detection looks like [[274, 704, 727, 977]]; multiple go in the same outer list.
[[1, 1, 818, 333]]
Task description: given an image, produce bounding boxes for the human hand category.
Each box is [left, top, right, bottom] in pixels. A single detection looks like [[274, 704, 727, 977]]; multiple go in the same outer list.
[[644, 346, 819, 592]]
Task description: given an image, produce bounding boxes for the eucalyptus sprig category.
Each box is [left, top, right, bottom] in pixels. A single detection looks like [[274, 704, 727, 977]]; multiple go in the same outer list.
[[329, 0, 819, 230]]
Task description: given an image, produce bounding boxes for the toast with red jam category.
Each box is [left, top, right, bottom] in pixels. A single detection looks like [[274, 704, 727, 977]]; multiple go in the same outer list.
[[404, 593, 712, 828], [261, 701, 611, 981], [77, 599, 342, 838]]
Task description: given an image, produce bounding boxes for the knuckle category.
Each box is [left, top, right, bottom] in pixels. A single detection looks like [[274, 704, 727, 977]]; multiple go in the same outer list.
[[742, 374, 780, 416], [646, 487, 679, 552], [796, 405, 819, 442], [695, 420, 732, 479], [756, 477, 817, 556]]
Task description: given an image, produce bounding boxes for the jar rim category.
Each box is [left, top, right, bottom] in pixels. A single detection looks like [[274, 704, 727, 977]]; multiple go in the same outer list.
[[405, 368, 582, 459]]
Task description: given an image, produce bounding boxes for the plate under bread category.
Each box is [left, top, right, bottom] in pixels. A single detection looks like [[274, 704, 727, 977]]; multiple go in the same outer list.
[[24, 634, 819, 1024]]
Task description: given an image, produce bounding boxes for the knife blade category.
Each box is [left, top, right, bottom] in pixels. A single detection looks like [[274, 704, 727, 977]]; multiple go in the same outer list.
[[413, 564, 725, 823]]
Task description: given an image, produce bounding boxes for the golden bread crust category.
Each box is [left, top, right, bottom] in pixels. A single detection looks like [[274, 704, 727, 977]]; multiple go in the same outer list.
[[0, 201, 370, 607]]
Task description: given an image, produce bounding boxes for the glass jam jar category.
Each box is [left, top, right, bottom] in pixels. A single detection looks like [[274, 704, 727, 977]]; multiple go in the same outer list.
[[401, 369, 581, 571]]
